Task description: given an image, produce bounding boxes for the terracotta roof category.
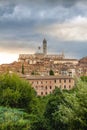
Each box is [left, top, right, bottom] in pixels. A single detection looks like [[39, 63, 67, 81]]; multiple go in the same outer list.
[[20, 75, 74, 80]]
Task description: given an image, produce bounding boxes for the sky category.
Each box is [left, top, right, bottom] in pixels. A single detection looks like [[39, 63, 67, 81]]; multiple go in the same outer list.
[[0, 0, 87, 64]]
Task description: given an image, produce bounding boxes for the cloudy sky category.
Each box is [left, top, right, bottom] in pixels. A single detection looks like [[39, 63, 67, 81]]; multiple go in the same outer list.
[[0, 0, 87, 64]]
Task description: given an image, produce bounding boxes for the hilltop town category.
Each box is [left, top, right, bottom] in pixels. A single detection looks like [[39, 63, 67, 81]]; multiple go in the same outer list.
[[0, 39, 87, 95], [0, 39, 87, 77]]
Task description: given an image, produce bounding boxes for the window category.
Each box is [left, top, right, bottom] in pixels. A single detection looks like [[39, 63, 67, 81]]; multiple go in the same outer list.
[[28, 60, 30, 64], [64, 79, 66, 83], [64, 85, 66, 89], [41, 81, 43, 84], [45, 92, 47, 95], [45, 86, 47, 89], [41, 86, 43, 89], [36, 86, 38, 89], [54, 80, 56, 83], [69, 79, 71, 83], [69, 85, 71, 88], [50, 86, 52, 89], [41, 92, 43, 95], [59, 79, 61, 83]]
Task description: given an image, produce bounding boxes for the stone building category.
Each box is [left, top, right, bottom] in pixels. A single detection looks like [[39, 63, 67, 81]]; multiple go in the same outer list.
[[18, 39, 65, 63], [0, 39, 79, 77], [22, 75, 75, 96], [18, 39, 78, 74]]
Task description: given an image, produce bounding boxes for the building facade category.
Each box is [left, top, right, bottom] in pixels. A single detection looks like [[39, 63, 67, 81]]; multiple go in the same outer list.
[[22, 75, 75, 96], [18, 39, 78, 67]]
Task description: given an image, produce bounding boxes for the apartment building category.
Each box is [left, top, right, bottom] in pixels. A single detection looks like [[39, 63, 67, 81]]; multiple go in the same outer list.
[[23, 75, 75, 96]]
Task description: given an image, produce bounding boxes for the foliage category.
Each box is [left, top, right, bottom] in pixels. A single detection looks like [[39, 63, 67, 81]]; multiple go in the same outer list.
[[31, 70, 39, 75], [0, 73, 36, 112], [81, 76, 87, 82], [30, 115, 49, 130], [44, 81, 87, 130], [0, 73, 87, 130], [31, 71, 35, 75], [22, 64, 24, 74], [0, 106, 30, 130], [49, 69, 54, 75]]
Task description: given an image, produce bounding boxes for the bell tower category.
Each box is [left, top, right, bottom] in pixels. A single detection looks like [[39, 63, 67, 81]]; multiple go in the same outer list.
[[43, 38, 47, 55]]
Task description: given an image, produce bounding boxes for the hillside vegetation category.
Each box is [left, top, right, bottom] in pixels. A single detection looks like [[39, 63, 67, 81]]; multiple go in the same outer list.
[[0, 73, 87, 130]]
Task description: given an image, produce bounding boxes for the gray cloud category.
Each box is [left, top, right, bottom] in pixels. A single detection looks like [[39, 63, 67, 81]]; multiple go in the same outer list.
[[0, 0, 87, 60], [0, 0, 87, 6], [38, 16, 87, 41], [0, 0, 87, 23], [47, 38, 87, 59]]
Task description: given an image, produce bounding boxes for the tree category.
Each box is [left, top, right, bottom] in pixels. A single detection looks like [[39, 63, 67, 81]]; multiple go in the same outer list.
[[81, 76, 87, 82], [0, 106, 30, 130], [44, 81, 87, 130], [0, 73, 36, 112], [30, 115, 49, 130], [22, 64, 24, 74], [31, 70, 39, 75], [49, 69, 54, 75]]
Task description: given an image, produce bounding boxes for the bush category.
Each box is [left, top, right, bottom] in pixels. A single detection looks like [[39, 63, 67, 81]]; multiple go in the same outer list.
[[44, 81, 87, 130], [0, 106, 30, 130], [0, 73, 36, 112], [49, 69, 54, 75]]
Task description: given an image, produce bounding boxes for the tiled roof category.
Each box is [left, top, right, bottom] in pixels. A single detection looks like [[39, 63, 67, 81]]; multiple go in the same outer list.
[[20, 75, 74, 80]]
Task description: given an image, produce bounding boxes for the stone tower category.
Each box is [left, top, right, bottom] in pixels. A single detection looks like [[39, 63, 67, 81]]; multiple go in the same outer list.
[[43, 38, 47, 55]]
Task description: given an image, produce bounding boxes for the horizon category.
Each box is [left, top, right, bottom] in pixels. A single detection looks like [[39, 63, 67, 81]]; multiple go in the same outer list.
[[0, 0, 87, 64], [0, 50, 84, 65]]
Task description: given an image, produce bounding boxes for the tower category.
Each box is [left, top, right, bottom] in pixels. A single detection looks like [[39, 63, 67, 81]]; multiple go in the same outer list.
[[43, 38, 47, 55]]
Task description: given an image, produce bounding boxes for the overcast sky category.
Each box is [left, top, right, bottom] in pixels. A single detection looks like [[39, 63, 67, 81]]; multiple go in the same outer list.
[[0, 0, 87, 64]]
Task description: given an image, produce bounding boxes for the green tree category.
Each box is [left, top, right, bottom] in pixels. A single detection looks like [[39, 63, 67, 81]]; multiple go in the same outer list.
[[44, 81, 87, 130], [0, 106, 30, 130], [22, 64, 24, 74], [31, 71, 35, 75], [0, 73, 36, 112], [49, 69, 54, 75], [31, 70, 39, 75], [81, 76, 87, 82], [30, 115, 49, 130]]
